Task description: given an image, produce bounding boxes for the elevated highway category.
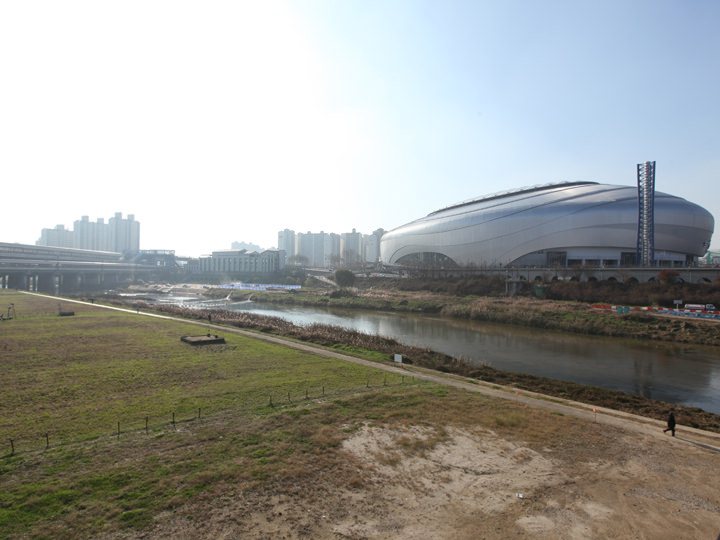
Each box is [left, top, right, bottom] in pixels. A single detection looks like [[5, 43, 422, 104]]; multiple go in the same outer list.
[[0, 242, 178, 293]]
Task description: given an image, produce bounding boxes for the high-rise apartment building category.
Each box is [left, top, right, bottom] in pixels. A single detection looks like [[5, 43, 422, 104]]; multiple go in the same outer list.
[[340, 229, 363, 265], [74, 216, 111, 251], [363, 228, 385, 263], [37, 213, 140, 253], [279, 228, 381, 268], [37, 224, 75, 249], [109, 213, 140, 253], [277, 229, 296, 258]]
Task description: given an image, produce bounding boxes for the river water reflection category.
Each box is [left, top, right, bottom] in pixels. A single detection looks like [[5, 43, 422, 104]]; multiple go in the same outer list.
[[171, 297, 720, 414]]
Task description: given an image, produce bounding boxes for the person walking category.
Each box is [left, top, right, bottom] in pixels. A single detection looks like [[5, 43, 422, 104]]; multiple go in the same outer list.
[[663, 411, 676, 437]]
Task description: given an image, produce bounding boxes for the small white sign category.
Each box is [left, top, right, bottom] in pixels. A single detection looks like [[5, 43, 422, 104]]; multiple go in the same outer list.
[[394, 354, 403, 363]]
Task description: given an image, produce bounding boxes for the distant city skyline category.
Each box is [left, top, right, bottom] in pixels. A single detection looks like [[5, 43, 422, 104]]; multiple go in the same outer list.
[[37, 213, 140, 254], [2, 1, 718, 257], [34, 212, 384, 263]]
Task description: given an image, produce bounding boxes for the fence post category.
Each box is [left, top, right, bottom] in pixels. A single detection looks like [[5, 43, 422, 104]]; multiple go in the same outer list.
[[172, 412, 175, 428], [117, 421, 120, 439], [198, 407, 201, 420], [9, 439, 14, 456], [145, 416, 149, 435], [45, 433, 49, 449]]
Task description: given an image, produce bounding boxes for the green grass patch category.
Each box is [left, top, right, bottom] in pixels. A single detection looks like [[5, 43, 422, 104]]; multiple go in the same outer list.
[[0, 292, 387, 448]]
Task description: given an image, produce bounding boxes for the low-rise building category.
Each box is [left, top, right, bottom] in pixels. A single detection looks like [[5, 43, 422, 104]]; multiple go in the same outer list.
[[187, 249, 284, 275]]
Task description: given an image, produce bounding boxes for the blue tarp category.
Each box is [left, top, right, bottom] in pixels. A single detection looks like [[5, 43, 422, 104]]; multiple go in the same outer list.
[[217, 282, 301, 291]]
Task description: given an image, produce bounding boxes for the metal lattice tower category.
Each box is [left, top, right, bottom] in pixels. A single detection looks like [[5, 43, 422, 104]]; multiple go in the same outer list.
[[636, 161, 656, 266]]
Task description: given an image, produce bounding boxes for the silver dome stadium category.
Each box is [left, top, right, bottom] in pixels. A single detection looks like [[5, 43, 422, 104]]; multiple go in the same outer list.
[[380, 182, 714, 268]]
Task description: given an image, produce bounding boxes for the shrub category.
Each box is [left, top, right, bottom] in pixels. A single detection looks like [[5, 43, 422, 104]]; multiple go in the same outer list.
[[334, 269, 356, 288]]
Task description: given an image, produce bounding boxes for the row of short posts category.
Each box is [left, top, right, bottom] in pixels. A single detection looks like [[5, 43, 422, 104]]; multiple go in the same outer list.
[[7, 409, 206, 454], [9, 375, 414, 453], [7, 433, 49, 456], [268, 374, 410, 408], [114, 409, 201, 439]]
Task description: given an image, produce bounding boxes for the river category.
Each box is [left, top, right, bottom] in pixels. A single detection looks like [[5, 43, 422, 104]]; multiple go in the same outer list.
[[158, 295, 720, 414]]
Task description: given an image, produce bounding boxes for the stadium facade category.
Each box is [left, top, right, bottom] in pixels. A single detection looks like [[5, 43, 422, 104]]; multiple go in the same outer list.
[[380, 182, 714, 269]]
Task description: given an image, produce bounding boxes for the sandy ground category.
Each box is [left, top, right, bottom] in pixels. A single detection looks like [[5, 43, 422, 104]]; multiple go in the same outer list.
[[119, 418, 720, 540]]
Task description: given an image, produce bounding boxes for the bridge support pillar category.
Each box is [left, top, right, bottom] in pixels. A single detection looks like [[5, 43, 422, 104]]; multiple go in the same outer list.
[[24, 274, 40, 291], [53, 273, 63, 295]]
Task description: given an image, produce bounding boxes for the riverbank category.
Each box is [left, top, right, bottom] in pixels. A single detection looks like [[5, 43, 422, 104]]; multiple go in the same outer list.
[[197, 284, 720, 347], [110, 294, 720, 433]]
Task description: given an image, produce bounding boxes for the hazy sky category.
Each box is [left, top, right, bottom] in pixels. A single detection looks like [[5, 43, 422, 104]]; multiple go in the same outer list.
[[2, 1, 719, 256]]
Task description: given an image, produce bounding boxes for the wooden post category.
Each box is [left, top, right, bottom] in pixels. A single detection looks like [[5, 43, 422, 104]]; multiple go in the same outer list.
[[172, 412, 175, 428], [117, 421, 120, 439], [9, 439, 14, 456], [45, 433, 49, 449], [198, 407, 201, 420], [145, 416, 149, 434]]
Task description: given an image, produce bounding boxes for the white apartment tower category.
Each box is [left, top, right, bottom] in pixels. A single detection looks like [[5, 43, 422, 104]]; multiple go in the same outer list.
[[277, 229, 296, 258], [38, 213, 140, 253], [341, 229, 363, 265]]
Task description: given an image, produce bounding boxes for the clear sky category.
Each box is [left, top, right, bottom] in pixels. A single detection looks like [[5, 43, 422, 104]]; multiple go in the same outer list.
[[2, 0, 719, 257]]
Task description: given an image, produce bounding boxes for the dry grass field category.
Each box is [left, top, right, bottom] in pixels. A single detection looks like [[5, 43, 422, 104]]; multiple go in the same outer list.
[[1, 290, 719, 539]]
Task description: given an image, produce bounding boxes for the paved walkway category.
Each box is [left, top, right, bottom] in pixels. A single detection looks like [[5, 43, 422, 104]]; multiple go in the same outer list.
[[27, 292, 720, 453]]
